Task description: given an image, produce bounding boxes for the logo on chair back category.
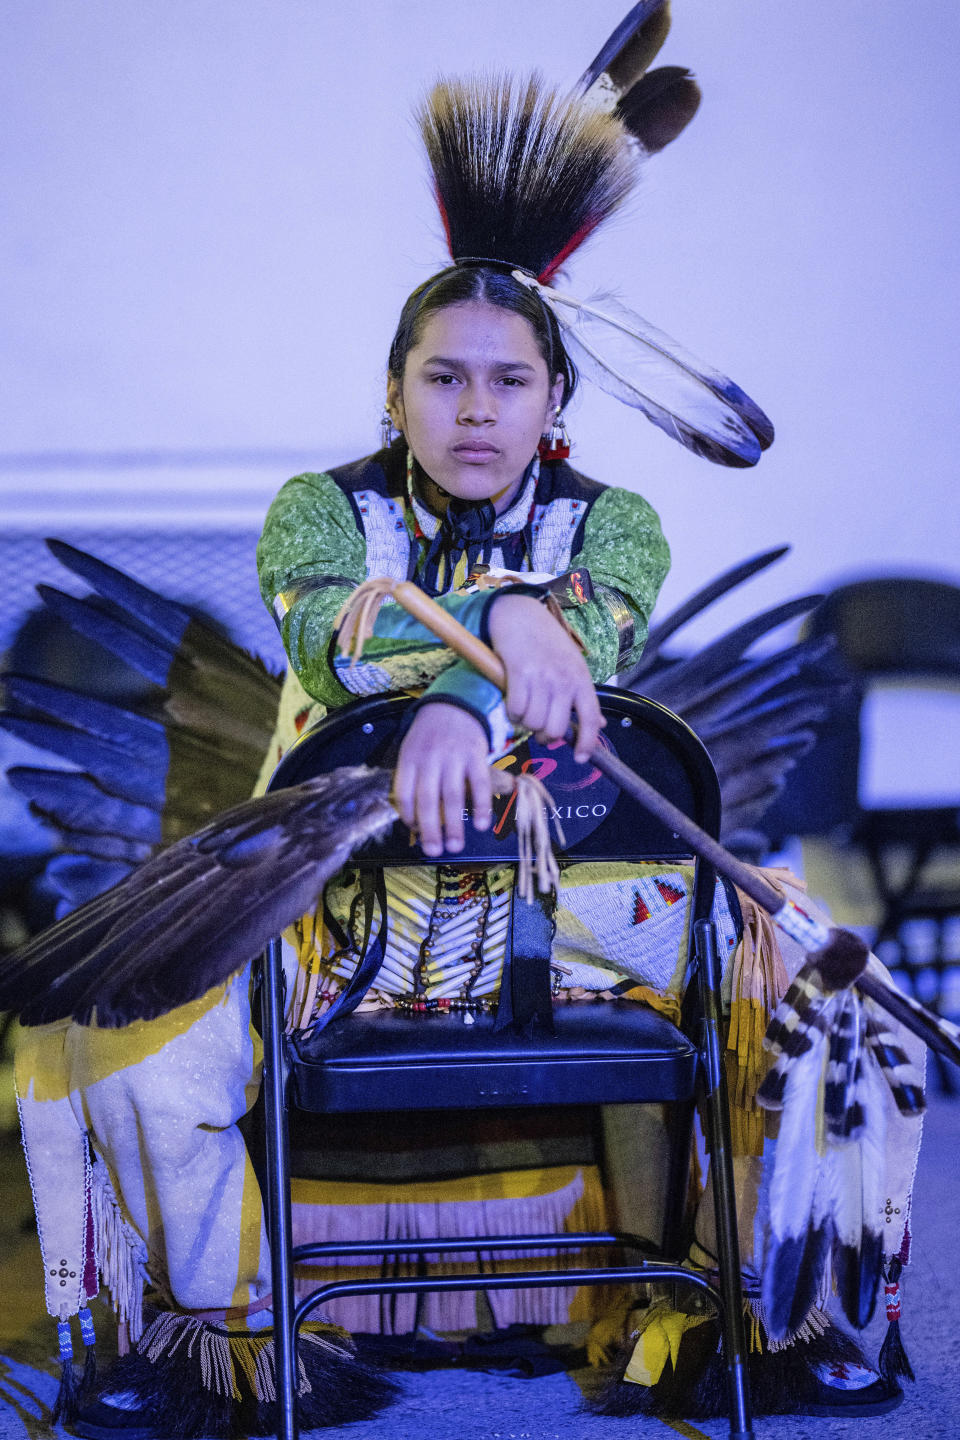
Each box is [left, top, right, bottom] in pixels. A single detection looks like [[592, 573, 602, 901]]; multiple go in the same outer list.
[[462, 733, 620, 851]]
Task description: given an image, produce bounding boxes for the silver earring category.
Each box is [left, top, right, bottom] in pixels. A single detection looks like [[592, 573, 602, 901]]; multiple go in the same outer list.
[[380, 407, 399, 450]]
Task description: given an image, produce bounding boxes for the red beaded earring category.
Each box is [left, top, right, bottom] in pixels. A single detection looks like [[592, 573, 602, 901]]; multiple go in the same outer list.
[[537, 407, 570, 462]]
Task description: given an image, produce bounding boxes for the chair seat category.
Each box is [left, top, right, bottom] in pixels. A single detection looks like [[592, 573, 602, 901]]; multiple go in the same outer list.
[[290, 1002, 698, 1112]]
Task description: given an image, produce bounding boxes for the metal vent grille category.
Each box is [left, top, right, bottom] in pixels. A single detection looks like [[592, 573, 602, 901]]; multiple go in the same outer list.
[[1, 530, 285, 670]]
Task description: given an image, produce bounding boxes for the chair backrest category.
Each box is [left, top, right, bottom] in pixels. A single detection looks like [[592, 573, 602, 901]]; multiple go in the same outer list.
[[268, 685, 721, 870], [764, 574, 960, 839], [805, 576, 960, 679]]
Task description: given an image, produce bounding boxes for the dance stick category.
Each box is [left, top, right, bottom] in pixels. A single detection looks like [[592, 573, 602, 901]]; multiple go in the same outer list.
[[383, 579, 960, 1067]]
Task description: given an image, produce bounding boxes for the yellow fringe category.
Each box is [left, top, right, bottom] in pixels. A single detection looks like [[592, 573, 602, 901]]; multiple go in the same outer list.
[[725, 868, 800, 1156], [286, 915, 326, 1035], [614, 1286, 771, 1390], [230, 1332, 271, 1401], [586, 1288, 641, 1367], [618, 984, 682, 1026], [622, 1299, 714, 1387]]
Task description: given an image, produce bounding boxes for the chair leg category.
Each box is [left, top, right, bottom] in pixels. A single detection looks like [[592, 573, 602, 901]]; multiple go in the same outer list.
[[694, 919, 754, 1440], [261, 940, 299, 1440]]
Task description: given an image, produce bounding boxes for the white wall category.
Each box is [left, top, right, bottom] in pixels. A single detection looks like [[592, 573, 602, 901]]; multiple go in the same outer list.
[[3, 0, 959, 642]]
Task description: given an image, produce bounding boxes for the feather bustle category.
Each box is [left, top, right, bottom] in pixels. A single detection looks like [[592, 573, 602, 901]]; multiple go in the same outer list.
[[46, 538, 193, 646], [0, 542, 283, 915], [620, 552, 847, 846], [627, 546, 790, 677]]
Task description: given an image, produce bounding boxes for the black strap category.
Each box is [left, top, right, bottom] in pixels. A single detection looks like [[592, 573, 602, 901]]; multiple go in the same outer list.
[[494, 883, 556, 1035], [310, 869, 389, 1032]]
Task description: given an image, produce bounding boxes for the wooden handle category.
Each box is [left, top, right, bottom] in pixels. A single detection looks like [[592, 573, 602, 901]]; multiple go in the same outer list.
[[585, 744, 785, 913], [393, 582, 508, 687]]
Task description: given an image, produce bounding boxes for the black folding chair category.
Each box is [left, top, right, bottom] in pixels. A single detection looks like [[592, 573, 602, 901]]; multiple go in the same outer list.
[[258, 687, 754, 1439]]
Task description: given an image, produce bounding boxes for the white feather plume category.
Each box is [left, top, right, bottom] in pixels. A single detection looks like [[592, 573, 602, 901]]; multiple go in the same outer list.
[[766, 1022, 826, 1249], [512, 273, 774, 468], [762, 1014, 830, 1338], [827, 1046, 887, 1328]]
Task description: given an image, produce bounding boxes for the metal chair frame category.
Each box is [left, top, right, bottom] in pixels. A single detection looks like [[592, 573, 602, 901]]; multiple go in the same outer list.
[[258, 689, 754, 1439]]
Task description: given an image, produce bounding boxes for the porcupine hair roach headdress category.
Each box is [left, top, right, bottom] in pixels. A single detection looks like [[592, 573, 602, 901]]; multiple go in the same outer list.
[[419, 73, 635, 284], [403, 69, 774, 468]]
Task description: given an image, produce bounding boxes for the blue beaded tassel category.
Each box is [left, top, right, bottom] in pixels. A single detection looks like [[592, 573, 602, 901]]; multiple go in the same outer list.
[[79, 1305, 98, 1390], [52, 1317, 79, 1424], [51, 1308, 97, 1423]]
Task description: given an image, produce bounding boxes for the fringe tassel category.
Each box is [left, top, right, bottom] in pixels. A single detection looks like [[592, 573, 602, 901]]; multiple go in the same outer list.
[[79, 1304, 98, 1392], [879, 1256, 915, 1384], [91, 1155, 148, 1343], [755, 1300, 830, 1352], [726, 876, 791, 1156], [79, 1311, 398, 1436], [136, 1312, 353, 1402], [231, 1332, 275, 1403], [291, 1163, 608, 1333], [510, 772, 564, 901], [52, 1318, 81, 1425], [229, 1323, 344, 1405], [52, 1308, 98, 1424], [589, 1301, 875, 1418], [139, 1313, 239, 1400], [333, 578, 397, 666]]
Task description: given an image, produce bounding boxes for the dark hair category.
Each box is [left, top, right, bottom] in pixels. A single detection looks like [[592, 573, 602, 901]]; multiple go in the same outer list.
[[387, 265, 577, 407]]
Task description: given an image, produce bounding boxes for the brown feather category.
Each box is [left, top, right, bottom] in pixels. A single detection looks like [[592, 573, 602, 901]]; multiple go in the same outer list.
[[0, 766, 397, 1028], [615, 66, 701, 153]]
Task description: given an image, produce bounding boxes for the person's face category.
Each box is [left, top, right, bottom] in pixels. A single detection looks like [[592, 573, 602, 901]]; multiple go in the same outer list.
[[386, 301, 564, 514]]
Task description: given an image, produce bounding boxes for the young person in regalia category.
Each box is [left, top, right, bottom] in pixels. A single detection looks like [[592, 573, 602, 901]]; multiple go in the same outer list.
[[10, 61, 922, 1440]]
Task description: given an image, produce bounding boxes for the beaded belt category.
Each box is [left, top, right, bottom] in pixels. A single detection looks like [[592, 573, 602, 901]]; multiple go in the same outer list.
[[313, 989, 498, 1019], [392, 995, 498, 1017]]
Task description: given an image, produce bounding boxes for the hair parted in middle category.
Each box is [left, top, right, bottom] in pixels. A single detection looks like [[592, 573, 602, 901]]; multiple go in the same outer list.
[[387, 265, 578, 408]]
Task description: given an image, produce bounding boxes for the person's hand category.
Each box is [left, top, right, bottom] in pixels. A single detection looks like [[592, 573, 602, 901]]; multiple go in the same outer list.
[[393, 703, 492, 858], [487, 595, 603, 763]]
